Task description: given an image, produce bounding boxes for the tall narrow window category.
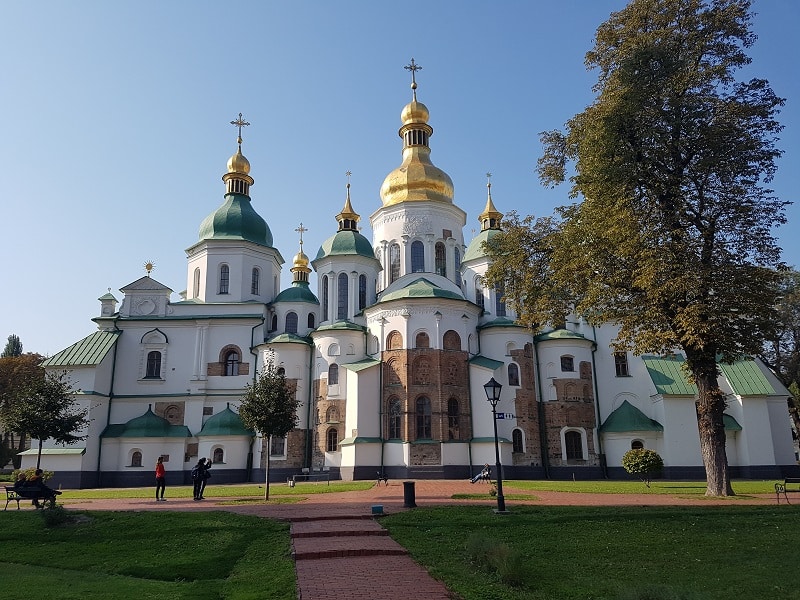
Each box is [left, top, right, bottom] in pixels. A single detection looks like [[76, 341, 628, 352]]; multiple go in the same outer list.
[[322, 275, 329, 321], [389, 398, 401, 439], [494, 284, 506, 317], [565, 430, 583, 460], [416, 396, 432, 439], [512, 429, 524, 453], [447, 398, 460, 440], [337, 273, 348, 320], [131, 451, 142, 467], [454, 247, 461, 283], [389, 243, 401, 283], [145, 351, 162, 378], [285, 312, 298, 334], [561, 355, 574, 372], [224, 350, 240, 376], [270, 436, 286, 456], [508, 362, 520, 386], [614, 352, 630, 377], [270, 315, 278, 332], [213, 448, 224, 463], [358, 274, 367, 311], [251, 267, 260, 295], [193, 268, 200, 298], [326, 428, 339, 452], [328, 363, 339, 385], [411, 240, 425, 272], [219, 264, 230, 294], [308, 313, 316, 329], [475, 280, 485, 310], [435, 242, 446, 277]]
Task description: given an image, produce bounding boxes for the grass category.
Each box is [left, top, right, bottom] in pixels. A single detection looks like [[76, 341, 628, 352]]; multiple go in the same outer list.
[[503, 478, 777, 497], [381, 504, 800, 600], [0, 510, 295, 599]]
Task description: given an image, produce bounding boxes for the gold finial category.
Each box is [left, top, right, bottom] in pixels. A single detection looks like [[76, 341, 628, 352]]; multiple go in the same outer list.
[[143, 260, 155, 276], [345, 170, 352, 191], [230, 112, 250, 146], [479, 172, 503, 231], [486, 172, 492, 189], [404, 58, 422, 100], [295, 223, 308, 250]]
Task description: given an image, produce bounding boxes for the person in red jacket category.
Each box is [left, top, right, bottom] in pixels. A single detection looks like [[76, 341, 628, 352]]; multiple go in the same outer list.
[[155, 456, 166, 501]]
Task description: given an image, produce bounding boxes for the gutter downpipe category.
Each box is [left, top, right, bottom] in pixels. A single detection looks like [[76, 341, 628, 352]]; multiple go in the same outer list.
[[305, 337, 314, 470], [247, 317, 265, 483], [97, 320, 121, 488], [590, 324, 608, 478], [376, 329, 386, 478], [533, 333, 551, 479]]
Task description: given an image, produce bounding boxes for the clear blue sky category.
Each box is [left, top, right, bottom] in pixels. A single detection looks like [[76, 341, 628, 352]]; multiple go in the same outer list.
[[2, 1, 797, 357]]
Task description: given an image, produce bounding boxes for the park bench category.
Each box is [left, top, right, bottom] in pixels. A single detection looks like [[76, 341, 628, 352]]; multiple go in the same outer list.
[[4, 486, 56, 510], [774, 477, 800, 504], [287, 467, 330, 486]]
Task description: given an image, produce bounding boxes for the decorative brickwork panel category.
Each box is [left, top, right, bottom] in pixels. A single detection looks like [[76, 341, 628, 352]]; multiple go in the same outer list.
[[410, 442, 441, 465], [552, 378, 594, 403], [542, 401, 600, 467], [155, 401, 185, 425], [207, 362, 224, 376], [579, 361, 592, 380], [510, 344, 541, 466]]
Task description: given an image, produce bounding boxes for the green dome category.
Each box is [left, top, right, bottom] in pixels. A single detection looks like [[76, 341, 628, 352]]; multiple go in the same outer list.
[[198, 193, 273, 247], [274, 281, 319, 304], [315, 230, 376, 261], [379, 277, 464, 303], [463, 228, 500, 262], [117, 407, 192, 438], [534, 328, 589, 342], [198, 405, 254, 437]]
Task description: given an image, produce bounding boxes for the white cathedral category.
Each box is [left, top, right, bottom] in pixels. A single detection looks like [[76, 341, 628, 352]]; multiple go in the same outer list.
[[31, 70, 797, 488]]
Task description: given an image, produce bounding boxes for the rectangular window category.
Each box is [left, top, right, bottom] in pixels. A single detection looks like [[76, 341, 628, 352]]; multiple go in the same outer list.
[[614, 352, 630, 377], [560, 356, 574, 372], [270, 436, 286, 457]]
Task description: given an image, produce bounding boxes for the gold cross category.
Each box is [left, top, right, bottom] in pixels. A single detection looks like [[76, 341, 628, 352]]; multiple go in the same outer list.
[[404, 58, 422, 98], [230, 112, 250, 144], [295, 223, 308, 248]]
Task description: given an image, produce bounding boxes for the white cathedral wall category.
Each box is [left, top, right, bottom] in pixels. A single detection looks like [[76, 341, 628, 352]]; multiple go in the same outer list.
[[766, 397, 798, 464], [197, 436, 251, 469], [344, 365, 380, 440], [99, 438, 186, 472], [659, 397, 704, 466], [602, 433, 664, 468], [441, 441, 470, 465]]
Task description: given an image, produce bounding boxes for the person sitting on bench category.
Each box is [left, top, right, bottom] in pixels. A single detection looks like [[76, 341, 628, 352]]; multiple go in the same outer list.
[[470, 464, 491, 483], [22, 469, 61, 507]]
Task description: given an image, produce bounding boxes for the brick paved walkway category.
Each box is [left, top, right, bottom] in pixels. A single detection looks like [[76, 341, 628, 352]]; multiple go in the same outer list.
[[57, 479, 776, 599]]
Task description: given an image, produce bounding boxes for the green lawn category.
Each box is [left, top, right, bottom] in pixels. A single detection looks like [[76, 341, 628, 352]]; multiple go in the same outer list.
[[0, 510, 295, 599], [381, 504, 800, 600], [503, 478, 777, 496]]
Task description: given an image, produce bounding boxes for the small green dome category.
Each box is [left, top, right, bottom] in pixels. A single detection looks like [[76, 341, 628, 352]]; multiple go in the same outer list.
[[274, 281, 319, 304], [119, 407, 192, 438], [379, 278, 464, 303], [198, 193, 273, 247], [198, 405, 254, 437], [315, 230, 376, 261], [463, 228, 500, 263]]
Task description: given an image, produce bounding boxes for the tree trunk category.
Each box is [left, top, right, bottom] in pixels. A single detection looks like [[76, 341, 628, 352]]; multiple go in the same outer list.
[[36, 438, 43, 470], [694, 371, 734, 496], [264, 438, 271, 502]]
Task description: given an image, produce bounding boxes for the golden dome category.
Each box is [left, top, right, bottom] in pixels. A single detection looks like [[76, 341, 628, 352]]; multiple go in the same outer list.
[[293, 249, 310, 269], [227, 146, 251, 175], [401, 100, 429, 125]]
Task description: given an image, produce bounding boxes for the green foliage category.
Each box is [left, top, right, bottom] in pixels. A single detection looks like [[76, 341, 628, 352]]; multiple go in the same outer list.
[[13, 467, 55, 482], [616, 585, 696, 600], [1, 334, 22, 357], [622, 449, 665, 487], [467, 533, 528, 587], [238, 360, 299, 439], [1, 370, 88, 469], [40, 503, 74, 527], [0, 352, 43, 468]]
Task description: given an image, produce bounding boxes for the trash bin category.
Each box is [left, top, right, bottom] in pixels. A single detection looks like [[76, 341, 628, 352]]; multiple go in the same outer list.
[[403, 480, 417, 508]]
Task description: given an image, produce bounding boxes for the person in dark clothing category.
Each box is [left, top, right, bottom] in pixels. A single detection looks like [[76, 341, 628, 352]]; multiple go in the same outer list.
[[192, 458, 206, 500], [199, 458, 212, 499], [22, 469, 61, 507]]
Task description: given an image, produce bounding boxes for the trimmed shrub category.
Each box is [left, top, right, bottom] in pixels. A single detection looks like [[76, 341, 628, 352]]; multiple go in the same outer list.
[[622, 449, 664, 487]]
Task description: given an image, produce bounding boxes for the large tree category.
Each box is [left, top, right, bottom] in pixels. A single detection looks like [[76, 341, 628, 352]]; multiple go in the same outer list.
[[238, 359, 299, 500], [487, 0, 786, 496], [2, 334, 23, 358], [0, 370, 89, 469], [0, 352, 44, 468]]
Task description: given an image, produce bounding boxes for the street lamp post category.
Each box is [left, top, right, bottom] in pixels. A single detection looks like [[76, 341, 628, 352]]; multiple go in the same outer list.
[[483, 377, 507, 513]]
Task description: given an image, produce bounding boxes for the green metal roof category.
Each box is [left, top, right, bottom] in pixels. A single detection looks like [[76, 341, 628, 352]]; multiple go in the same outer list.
[[314, 230, 378, 261], [313, 320, 366, 333], [719, 361, 775, 395], [379, 278, 464, 303], [273, 281, 319, 304], [723, 414, 743, 431], [478, 317, 524, 330], [101, 407, 193, 438], [599, 400, 664, 433], [642, 355, 697, 396], [342, 358, 380, 372], [463, 228, 500, 262], [534, 328, 588, 342], [266, 333, 313, 345], [17, 448, 86, 455], [197, 193, 274, 247], [42, 330, 121, 367], [198, 405, 254, 437], [339, 436, 383, 445], [469, 355, 504, 370]]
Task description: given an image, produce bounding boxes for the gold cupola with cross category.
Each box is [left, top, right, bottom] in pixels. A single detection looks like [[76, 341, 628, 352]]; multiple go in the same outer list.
[[380, 59, 454, 207]]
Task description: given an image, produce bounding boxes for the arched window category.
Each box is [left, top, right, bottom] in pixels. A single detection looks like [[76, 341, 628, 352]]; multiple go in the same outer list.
[[508, 363, 520, 387], [512, 429, 524, 453], [193, 268, 200, 298], [328, 363, 339, 385], [285, 312, 298, 334], [328, 343, 340, 356], [224, 350, 240, 376], [270, 314, 278, 332], [447, 398, 460, 440], [389, 243, 401, 283], [326, 428, 339, 452], [337, 273, 348, 320], [387, 331, 403, 350], [565, 430, 583, 460], [435, 242, 446, 277], [411, 240, 425, 273], [389, 398, 401, 439], [322, 275, 329, 321], [475, 278, 485, 310], [358, 274, 367, 311], [131, 450, 142, 467], [308, 313, 316, 329], [494, 283, 506, 317], [443, 330, 461, 351], [416, 396, 432, 439], [631, 440, 644, 450], [415, 332, 430, 348], [219, 264, 230, 295], [145, 351, 162, 378], [213, 447, 224, 463], [454, 247, 461, 282], [251, 267, 260, 295], [386, 359, 401, 385], [326, 406, 339, 422]]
